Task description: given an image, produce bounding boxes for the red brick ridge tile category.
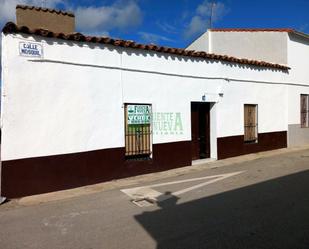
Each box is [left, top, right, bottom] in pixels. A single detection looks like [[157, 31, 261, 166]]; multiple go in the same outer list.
[[16, 4, 74, 17]]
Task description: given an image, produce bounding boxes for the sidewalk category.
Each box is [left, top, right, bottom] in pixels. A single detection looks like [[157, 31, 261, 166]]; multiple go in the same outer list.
[[7, 145, 309, 207]]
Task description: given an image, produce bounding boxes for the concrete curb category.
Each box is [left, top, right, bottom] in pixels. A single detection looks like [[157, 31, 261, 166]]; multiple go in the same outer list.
[[14, 145, 309, 207], [0, 197, 6, 205]]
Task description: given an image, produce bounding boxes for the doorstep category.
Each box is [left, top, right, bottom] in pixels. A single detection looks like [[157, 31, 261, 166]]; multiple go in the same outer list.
[[192, 158, 217, 165]]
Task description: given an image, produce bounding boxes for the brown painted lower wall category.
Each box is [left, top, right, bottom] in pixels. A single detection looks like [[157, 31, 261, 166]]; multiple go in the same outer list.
[[1, 141, 192, 198], [1, 131, 288, 198], [217, 131, 287, 160]]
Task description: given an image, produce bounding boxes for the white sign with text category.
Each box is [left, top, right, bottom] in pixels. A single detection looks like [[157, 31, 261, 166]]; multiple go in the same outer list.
[[19, 42, 43, 58]]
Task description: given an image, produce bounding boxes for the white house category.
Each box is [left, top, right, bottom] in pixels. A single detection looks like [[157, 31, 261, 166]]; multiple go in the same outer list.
[[1, 6, 308, 198], [188, 28, 309, 147]]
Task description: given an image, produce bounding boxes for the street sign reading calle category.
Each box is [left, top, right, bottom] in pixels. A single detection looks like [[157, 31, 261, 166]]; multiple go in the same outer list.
[[19, 42, 43, 58], [127, 105, 151, 125]]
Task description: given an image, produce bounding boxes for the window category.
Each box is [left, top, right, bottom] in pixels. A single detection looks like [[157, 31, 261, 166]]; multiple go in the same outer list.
[[244, 104, 258, 143], [301, 94, 309, 128], [125, 104, 152, 159]]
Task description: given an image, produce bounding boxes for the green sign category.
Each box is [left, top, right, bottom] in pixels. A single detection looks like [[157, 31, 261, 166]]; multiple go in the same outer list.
[[153, 112, 183, 135], [127, 105, 151, 125]]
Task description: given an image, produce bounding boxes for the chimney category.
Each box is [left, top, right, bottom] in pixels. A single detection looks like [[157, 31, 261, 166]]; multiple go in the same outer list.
[[16, 5, 75, 34]]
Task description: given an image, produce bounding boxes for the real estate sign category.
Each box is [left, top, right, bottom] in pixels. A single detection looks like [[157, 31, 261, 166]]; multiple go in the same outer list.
[[127, 105, 151, 125]]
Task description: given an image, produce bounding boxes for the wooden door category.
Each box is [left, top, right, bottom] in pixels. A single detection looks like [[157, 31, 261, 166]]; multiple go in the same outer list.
[[191, 103, 200, 160], [191, 103, 210, 160], [244, 104, 258, 142]]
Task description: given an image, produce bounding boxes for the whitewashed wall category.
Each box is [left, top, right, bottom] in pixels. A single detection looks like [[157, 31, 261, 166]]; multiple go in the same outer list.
[[187, 31, 288, 64], [286, 34, 309, 146], [188, 30, 309, 128], [210, 31, 288, 64], [288, 86, 309, 124], [1, 33, 289, 161], [286, 34, 309, 126], [186, 32, 209, 51], [217, 81, 288, 137], [287, 34, 309, 86]]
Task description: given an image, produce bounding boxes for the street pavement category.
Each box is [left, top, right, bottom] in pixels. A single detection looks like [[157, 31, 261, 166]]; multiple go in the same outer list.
[[1, 149, 309, 249]]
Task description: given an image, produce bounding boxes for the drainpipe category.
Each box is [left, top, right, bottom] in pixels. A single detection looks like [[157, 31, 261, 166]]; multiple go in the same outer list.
[[0, 129, 5, 204], [0, 35, 6, 205]]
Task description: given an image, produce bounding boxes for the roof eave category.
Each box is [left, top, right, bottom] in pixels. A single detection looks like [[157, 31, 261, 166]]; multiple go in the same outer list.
[[2, 22, 290, 71], [290, 30, 309, 40]]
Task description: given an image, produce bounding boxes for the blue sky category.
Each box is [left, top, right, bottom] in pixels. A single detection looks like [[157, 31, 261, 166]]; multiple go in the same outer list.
[[1, 0, 309, 49]]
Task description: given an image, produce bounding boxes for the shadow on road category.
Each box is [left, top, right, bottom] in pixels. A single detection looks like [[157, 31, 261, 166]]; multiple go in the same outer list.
[[135, 170, 309, 249]]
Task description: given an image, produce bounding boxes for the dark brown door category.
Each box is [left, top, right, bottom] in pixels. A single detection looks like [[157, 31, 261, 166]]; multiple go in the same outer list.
[[191, 102, 210, 160]]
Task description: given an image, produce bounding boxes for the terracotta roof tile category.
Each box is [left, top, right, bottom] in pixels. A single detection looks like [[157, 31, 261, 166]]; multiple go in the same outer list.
[[210, 28, 295, 33], [16, 5, 74, 17], [2, 22, 290, 71], [210, 28, 309, 40]]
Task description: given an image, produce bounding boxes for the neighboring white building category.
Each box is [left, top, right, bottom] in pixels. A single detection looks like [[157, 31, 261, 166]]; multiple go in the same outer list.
[[0, 6, 308, 198], [188, 28, 309, 147]]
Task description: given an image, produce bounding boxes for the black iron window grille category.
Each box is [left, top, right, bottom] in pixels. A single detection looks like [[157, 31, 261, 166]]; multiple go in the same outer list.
[[125, 104, 152, 159]]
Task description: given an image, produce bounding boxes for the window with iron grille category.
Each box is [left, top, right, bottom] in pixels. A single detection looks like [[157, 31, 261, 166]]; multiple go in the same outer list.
[[125, 104, 152, 159], [244, 104, 258, 143], [301, 94, 309, 128]]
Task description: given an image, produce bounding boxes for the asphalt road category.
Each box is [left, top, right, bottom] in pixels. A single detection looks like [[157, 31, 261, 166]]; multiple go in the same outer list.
[[1, 149, 309, 249]]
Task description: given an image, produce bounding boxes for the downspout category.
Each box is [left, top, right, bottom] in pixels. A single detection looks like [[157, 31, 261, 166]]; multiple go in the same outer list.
[[0, 34, 6, 205], [286, 32, 290, 148]]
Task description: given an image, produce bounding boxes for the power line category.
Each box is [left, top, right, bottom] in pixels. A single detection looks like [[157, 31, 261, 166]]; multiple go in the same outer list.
[[41, 0, 46, 8]]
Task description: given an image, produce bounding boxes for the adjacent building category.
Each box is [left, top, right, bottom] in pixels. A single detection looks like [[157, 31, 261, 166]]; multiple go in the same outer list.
[[188, 28, 309, 147], [0, 5, 308, 198]]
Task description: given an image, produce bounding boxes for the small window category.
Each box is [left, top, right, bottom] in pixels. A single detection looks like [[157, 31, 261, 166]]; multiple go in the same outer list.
[[244, 104, 258, 143], [301, 94, 309, 128], [125, 104, 152, 159]]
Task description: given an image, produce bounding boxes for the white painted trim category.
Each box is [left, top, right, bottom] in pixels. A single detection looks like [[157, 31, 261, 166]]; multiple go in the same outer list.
[[210, 102, 218, 159], [121, 171, 245, 205], [122, 171, 244, 191], [172, 171, 244, 196], [208, 30, 212, 53]]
